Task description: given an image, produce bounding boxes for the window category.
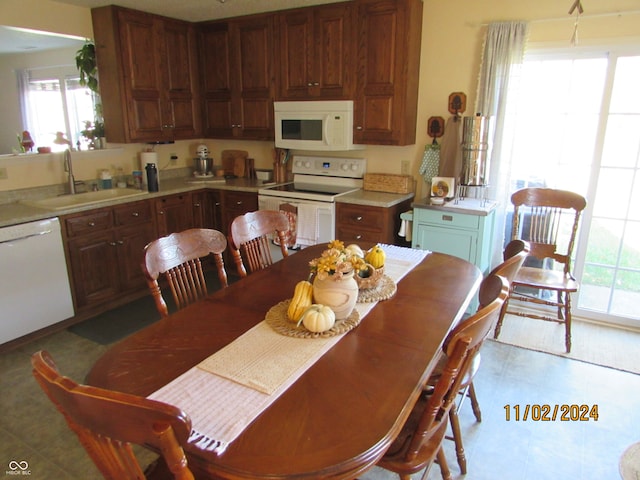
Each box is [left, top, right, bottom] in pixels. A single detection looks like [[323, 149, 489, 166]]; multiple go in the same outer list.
[[20, 67, 96, 151], [503, 45, 640, 326]]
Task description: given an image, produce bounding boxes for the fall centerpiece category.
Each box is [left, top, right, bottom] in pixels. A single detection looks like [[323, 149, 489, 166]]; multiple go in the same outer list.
[[307, 240, 366, 320]]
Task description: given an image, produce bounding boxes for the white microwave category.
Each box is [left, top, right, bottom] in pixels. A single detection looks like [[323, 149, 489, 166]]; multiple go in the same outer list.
[[274, 100, 364, 151]]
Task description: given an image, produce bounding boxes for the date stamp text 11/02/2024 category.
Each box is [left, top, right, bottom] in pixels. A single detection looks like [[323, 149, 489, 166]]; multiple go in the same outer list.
[[504, 404, 599, 422]]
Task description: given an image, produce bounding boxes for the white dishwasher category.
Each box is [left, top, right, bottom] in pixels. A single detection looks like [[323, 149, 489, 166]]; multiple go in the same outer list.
[[0, 218, 74, 344]]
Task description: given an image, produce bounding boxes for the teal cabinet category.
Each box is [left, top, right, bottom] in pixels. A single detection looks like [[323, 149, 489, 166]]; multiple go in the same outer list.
[[412, 199, 497, 310], [412, 200, 496, 274]]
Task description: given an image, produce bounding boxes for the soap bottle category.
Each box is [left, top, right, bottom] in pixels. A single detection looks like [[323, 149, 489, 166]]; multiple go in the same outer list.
[[145, 163, 159, 192]]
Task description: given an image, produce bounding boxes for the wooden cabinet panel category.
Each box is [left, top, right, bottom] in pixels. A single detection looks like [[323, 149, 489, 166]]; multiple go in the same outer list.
[[92, 5, 201, 143], [335, 199, 412, 246], [62, 199, 157, 313], [354, 0, 422, 145], [155, 193, 194, 237], [199, 14, 274, 140], [221, 190, 258, 233], [276, 2, 353, 100], [192, 190, 222, 230], [66, 231, 120, 309]]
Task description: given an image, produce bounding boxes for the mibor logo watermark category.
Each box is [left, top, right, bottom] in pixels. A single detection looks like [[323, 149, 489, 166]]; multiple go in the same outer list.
[[5, 461, 31, 476]]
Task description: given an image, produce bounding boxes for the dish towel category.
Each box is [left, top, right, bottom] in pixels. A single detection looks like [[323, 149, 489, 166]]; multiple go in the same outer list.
[[296, 203, 320, 246], [147, 244, 429, 455]]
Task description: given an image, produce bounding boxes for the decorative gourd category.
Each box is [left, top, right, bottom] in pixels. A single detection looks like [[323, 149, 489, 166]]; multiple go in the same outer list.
[[365, 245, 386, 268], [287, 280, 313, 322], [297, 304, 336, 333], [345, 244, 364, 258]]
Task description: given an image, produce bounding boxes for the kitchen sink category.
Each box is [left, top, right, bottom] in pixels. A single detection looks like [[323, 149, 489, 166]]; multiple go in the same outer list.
[[22, 188, 150, 211]]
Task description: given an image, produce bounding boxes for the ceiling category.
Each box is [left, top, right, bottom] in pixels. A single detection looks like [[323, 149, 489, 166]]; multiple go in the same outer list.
[[54, 0, 347, 22], [0, 26, 85, 55], [0, 0, 347, 55]]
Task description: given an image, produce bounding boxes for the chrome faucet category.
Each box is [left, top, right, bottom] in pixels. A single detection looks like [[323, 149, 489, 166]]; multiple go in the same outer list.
[[63, 149, 76, 194]]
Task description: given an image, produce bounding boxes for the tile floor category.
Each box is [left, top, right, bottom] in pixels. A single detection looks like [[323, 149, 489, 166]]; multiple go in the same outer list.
[[2, 323, 639, 479]]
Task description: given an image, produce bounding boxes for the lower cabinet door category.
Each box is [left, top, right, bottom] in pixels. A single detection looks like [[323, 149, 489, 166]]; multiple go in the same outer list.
[[414, 224, 478, 264]]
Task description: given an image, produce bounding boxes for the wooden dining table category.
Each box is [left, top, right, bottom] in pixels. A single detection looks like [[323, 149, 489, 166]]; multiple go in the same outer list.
[[86, 243, 481, 479]]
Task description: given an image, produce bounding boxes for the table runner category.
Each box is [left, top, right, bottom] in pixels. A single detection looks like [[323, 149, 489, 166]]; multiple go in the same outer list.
[[148, 244, 429, 454]]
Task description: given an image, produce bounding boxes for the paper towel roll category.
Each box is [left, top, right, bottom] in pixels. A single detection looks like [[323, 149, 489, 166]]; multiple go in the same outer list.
[[140, 152, 159, 185]]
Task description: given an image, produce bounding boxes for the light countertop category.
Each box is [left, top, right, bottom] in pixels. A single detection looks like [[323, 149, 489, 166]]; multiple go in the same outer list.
[[412, 197, 498, 216]]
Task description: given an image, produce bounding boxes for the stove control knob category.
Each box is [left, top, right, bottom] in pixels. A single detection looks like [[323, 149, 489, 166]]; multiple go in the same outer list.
[[350, 164, 359, 171], [295, 160, 303, 168], [304, 161, 311, 168], [340, 163, 349, 171]]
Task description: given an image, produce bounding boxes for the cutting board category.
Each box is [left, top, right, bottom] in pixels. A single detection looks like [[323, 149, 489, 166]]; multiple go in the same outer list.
[[222, 150, 248, 177]]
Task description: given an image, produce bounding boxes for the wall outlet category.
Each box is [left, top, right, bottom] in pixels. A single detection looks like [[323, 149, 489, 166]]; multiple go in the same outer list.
[[401, 160, 410, 175], [0, 167, 7, 180], [170, 153, 178, 164]]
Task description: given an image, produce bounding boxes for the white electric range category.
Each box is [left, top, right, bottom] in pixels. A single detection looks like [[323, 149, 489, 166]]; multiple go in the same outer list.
[[258, 156, 367, 246]]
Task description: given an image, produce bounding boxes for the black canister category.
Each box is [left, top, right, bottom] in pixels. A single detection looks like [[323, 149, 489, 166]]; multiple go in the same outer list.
[[145, 163, 159, 192]]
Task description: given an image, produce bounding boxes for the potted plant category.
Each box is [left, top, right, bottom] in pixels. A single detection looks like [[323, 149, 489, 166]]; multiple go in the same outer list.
[[76, 41, 105, 147]]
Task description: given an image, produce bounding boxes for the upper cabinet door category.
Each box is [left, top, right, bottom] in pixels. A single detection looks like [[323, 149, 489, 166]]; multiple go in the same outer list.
[[199, 14, 274, 140], [276, 2, 353, 100], [92, 6, 201, 143], [354, 0, 423, 146]]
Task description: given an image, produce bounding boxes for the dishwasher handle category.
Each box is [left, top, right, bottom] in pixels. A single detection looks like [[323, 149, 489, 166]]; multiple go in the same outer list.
[[0, 229, 52, 245]]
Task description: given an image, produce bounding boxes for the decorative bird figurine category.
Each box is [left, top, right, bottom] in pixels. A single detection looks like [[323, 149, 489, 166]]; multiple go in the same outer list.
[[21, 131, 34, 152]]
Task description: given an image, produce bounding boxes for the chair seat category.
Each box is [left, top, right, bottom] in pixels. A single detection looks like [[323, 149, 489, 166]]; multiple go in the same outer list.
[[514, 266, 579, 292]]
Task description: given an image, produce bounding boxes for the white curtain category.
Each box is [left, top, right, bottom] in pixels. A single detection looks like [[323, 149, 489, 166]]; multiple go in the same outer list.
[[474, 21, 529, 266]]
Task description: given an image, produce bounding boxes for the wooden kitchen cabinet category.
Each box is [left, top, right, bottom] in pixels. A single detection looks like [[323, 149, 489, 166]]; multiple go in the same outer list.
[[198, 14, 275, 140], [92, 5, 201, 143], [192, 190, 222, 230], [276, 2, 353, 100], [353, 0, 423, 145], [62, 200, 156, 312], [336, 199, 413, 245], [221, 191, 258, 234], [154, 192, 194, 236]]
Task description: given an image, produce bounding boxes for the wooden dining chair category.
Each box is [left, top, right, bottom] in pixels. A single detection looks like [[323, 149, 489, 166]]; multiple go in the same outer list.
[[493, 187, 587, 353], [439, 239, 529, 474], [228, 210, 290, 277], [376, 276, 510, 480], [142, 228, 228, 317], [31, 350, 195, 480]]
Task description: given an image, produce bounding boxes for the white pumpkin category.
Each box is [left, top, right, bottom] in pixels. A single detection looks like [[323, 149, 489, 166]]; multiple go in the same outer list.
[[345, 244, 364, 258], [298, 304, 336, 333]]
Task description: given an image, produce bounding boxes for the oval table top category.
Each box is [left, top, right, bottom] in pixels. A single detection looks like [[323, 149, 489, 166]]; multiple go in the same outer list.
[[86, 243, 481, 479]]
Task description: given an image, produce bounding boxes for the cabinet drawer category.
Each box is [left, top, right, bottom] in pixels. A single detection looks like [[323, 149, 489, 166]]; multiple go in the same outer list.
[[336, 227, 381, 243], [225, 191, 258, 211], [336, 204, 383, 232], [415, 209, 480, 230], [114, 200, 153, 226], [64, 210, 113, 237]]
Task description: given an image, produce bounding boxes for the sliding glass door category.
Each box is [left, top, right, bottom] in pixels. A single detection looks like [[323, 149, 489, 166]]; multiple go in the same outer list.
[[504, 46, 640, 327]]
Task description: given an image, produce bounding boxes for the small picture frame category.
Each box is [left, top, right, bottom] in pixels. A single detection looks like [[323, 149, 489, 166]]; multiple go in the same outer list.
[[431, 177, 456, 199]]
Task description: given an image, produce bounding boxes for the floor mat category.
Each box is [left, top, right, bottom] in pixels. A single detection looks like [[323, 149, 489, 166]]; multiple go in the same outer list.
[[68, 295, 162, 345], [492, 312, 640, 375]]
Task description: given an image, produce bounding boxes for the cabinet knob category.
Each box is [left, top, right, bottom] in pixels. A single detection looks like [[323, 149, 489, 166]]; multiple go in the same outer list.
[[215, 202, 221, 206], [117, 240, 124, 245], [88, 222, 95, 227], [442, 215, 453, 222], [236, 201, 243, 205], [131, 212, 139, 217], [355, 216, 363, 222], [313, 82, 319, 86], [158, 210, 164, 215], [356, 126, 363, 130], [194, 203, 201, 207], [109, 241, 117, 246], [355, 234, 362, 240]]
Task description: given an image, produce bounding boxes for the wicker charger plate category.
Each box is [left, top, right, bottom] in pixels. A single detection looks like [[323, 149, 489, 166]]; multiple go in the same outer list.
[[357, 275, 397, 303], [265, 300, 361, 339]]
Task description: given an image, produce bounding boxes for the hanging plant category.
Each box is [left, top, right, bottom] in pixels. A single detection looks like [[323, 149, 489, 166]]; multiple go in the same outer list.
[[75, 40, 98, 93]]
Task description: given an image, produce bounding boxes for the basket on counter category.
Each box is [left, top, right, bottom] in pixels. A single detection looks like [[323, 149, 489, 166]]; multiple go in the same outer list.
[[363, 173, 415, 194]]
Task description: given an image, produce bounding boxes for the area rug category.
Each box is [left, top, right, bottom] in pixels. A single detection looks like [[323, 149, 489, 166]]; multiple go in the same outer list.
[[492, 313, 640, 375]]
